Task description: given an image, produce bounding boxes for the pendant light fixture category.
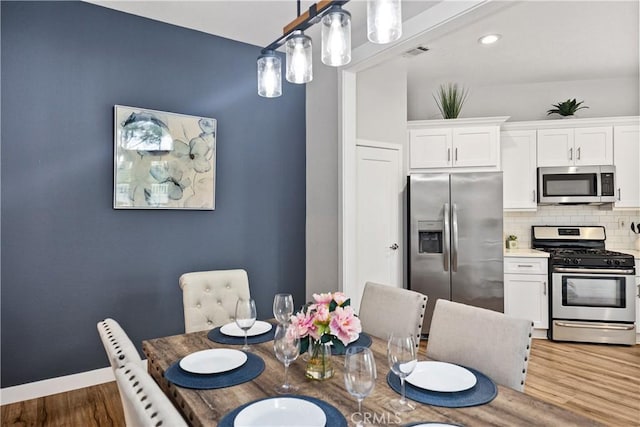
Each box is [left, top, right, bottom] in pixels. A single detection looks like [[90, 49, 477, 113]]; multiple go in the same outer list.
[[257, 0, 403, 98], [367, 0, 402, 44], [257, 50, 282, 98], [321, 6, 351, 66], [286, 31, 313, 84]]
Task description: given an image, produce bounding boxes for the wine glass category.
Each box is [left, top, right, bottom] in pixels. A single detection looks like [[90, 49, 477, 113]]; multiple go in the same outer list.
[[235, 298, 257, 351], [273, 323, 300, 394], [344, 346, 377, 426], [273, 293, 294, 324], [387, 334, 417, 412]]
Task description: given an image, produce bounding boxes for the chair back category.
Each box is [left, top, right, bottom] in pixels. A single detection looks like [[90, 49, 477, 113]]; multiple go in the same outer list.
[[426, 299, 534, 391], [97, 318, 142, 370], [358, 282, 427, 346], [115, 362, 187, 427], [179, 269, 250, 333]]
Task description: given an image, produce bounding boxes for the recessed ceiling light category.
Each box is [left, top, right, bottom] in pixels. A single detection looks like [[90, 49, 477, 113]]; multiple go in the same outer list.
[[478, 34, 501, 45]]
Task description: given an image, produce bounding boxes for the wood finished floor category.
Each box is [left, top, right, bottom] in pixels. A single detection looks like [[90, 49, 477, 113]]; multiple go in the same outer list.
[[1, 339, 639, 426]]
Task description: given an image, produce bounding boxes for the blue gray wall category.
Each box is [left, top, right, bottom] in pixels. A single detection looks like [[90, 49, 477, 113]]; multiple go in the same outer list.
[[1, 1, 306, 387]]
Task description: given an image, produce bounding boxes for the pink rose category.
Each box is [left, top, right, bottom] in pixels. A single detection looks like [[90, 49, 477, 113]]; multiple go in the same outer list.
[[290, 311, 314, 338], [314, 303, 330, 323], [333, 292, 348, 305], [313, 292, 333, 305], [329, 306, 362, 346]]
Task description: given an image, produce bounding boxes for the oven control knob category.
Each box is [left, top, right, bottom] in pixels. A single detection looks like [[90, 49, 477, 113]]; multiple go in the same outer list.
[[606, 259, 613, 265], [564, 258, 571, 264], [573, 258, 581, 265], [614, 260, 621, 266]]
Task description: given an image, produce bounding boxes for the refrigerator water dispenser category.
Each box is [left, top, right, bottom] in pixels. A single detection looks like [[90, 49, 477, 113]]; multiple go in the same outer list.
[[418, 221, 443, 253]]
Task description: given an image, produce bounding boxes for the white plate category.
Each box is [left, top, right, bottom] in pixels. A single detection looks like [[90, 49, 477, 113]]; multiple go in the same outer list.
[[220, 320, 273, 337], [179, 349, 247, 374], [234, 397, 326, 427], [406, 361, 477, 392]]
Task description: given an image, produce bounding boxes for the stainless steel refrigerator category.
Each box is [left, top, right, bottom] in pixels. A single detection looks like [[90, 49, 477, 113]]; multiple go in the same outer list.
[[408, 172, 504, 334]]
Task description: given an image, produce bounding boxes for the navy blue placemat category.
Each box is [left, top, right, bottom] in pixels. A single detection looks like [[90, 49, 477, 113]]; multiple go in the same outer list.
[[386, 365, 497, 408], [208, 323, 276, 345], [165, 351, 265, 390], [218, 395, 347, 427], [332, 333, 373, 355]]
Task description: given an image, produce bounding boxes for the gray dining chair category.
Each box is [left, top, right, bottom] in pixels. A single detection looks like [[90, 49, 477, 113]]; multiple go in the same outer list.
[[115, 362, 188, 427], [358, 281, 428, 346], [97, 318, 142, 370], [426, 299, 534, 391], [179, 269, 251, 333]]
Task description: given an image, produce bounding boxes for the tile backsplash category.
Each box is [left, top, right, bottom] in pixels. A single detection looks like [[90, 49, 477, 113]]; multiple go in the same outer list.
[[504, 206, 640, 250]]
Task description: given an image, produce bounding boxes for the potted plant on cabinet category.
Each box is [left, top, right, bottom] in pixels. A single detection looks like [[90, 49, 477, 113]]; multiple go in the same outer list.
[[546, 98, 589, 117], [433, 83, 469, 119], [506, 235, 518, 249]]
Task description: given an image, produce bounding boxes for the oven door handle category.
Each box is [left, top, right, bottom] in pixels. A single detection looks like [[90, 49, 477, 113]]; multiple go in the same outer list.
[[554, 321, 635, 331], [553, 267, 635, 275]]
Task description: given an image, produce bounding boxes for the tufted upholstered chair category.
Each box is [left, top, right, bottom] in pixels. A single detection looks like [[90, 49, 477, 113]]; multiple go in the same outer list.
[[115, 362, 187, 427], [179, 269, 251, 333], [426, 299, 534, 392], [358, 281, 428, 347], [97, 318, 142, 371]]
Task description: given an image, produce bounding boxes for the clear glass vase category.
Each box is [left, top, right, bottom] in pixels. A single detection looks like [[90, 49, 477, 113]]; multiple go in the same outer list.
[[305, 340, 334, 380]]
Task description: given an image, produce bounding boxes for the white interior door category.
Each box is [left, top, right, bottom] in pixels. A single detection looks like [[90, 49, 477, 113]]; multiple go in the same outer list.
[[352, 142, 402, 313]]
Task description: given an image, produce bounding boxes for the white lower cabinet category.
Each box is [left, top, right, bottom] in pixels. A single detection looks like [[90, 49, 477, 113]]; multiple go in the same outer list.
[[504, 257, 549, 330], [636, 272, 640, 344]]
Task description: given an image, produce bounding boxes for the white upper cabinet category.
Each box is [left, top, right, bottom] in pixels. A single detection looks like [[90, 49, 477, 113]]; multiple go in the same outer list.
[[613, 124, 640, 209], [501, 130, 537, 210], [408, 117, 509, 171], [537, 126, 613, 167]]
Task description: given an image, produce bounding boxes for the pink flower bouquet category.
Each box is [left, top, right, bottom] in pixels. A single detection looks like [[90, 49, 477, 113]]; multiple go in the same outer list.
[[290, 292, 362, 354]]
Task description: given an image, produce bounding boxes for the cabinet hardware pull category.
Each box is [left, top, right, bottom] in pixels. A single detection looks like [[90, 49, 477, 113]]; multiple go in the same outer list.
[[389, 243, 399, 250], [617, 188, 621, 201], [532, 190, 536, 202], [637, 284, 639, 298], [447, 148, 451, 162], [517, 264, 534, 268], [577, 147, 581, 160], [569, 147, 573, 160], [455, 148, 458, 162], [543, 281, 547, 296]]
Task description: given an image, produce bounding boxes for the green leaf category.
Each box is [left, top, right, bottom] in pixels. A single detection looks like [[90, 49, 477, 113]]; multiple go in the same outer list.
[[342, 298, 351, 307], [332, 339, 346, 355], [329, 300, 338, 312]]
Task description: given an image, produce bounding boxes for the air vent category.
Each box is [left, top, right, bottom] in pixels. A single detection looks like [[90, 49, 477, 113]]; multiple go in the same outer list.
[[402, 45, 429, 58]]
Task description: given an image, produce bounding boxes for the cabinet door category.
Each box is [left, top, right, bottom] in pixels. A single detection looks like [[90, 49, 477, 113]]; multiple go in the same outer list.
[[574, 126, 613, 166], [409, 128, 452, 169], [452, 126, 499, 167], [613, 125, 640, 208], [504, 273, 549, 329], [537, 128, 574, 166], [502, 130, 537, 210]]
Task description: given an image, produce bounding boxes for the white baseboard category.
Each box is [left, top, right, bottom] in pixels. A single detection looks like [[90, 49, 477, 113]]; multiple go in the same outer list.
[[0, 360, 147, 405]]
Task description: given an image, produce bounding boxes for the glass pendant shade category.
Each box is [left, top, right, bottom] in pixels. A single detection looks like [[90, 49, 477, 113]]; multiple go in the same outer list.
[[321, 7, 351, 66], [257, 51, 282, 98], [367, 0, 402, 44], [285, 32, 313, 84]]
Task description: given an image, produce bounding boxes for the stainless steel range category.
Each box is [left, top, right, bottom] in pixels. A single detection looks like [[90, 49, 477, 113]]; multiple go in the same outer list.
[[532, 226, 636, 345]]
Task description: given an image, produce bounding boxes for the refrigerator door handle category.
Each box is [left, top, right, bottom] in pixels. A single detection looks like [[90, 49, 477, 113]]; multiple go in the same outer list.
[[443, 203, 450, 272], [452, 203, 459, 272]]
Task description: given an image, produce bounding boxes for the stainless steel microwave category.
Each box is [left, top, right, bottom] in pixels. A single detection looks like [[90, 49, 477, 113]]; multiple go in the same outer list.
[[537, 166, 615, 205]]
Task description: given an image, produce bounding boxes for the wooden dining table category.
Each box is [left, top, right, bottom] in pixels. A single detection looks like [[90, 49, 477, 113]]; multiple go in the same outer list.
[[142, 329, 602, 427]]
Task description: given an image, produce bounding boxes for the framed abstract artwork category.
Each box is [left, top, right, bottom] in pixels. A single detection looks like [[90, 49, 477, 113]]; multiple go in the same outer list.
[[113, 105, 216, 210]]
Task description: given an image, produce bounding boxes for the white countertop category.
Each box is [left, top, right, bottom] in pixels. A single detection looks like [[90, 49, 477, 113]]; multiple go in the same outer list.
[[616, 249, 640, 259], [504, 248, 550, 258]]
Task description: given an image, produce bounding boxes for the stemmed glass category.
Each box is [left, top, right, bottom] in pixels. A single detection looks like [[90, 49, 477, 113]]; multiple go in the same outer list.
[[273, 323, 300, 394], [235, 298, 257, 351], [387, 334, 417, 412], [273, 293, 294, 324], [344, 346, 377, 426]]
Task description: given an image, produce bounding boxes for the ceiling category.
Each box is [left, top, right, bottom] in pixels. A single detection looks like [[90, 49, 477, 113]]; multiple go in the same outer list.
[[88, 1, 638, 86]]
